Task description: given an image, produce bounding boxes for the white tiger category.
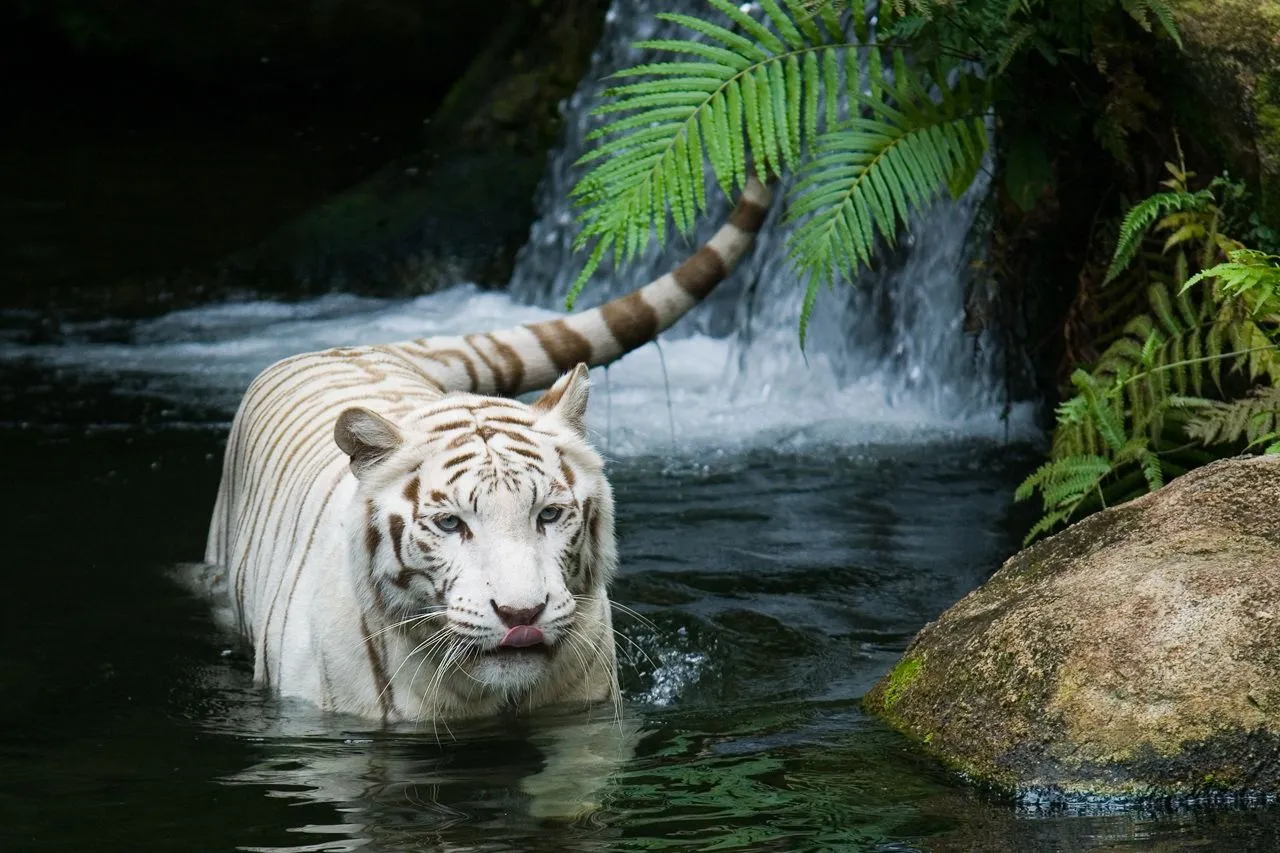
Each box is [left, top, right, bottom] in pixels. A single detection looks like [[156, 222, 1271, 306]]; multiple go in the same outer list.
[[204, 176, 772, 722]]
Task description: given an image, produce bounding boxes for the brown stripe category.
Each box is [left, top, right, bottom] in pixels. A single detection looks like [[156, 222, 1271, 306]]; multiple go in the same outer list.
[[430, 490, 447, 503], [528, 319, 593, 372], [446, 468, 468, 486], [431, 419, 473, 433], [402, 476, 419, 507], [358, 613, 394, 721], [388, 514, 408, 569], [559, 457, 576, 487], [486, 426, 536, 445], [728, 197, 769, 233], [464, 334, 507, 396], [599, 290, 660, 352], [484, 333, 526, 396], [508, 446, 542, 461], [422, 349, 479, 390], [484, 414, 535, 427], [672, 245, 728, 300], [444, 451, 478, 469], [465, 399, 525, 411], [445, 432, 475, 450]]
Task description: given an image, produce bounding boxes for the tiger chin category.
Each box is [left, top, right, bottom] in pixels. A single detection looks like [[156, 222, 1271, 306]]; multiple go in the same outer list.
[[331, 365, 620, 721], [203, 174, 772, 724]]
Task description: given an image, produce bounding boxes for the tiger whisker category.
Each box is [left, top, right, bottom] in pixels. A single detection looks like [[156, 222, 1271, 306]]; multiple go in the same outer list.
[[361, 608, 449, 643]]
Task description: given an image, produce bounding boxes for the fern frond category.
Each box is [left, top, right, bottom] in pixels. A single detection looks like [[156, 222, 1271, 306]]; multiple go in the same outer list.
[[787, 61, 990, 296], [1106, 189, 1213, 283], [1183, 250, 1280, 315], [1185, 386, 1280, 447], [1120, 0, 1184, 49]]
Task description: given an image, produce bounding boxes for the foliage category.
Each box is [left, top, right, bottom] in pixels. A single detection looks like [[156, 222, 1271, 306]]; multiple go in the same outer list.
[[567, 0, 1181, 342], [1018, 159, 1280, 542]]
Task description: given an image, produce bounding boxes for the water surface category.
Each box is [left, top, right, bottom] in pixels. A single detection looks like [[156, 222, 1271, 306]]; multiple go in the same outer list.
[[6, 293, 1280, 852]]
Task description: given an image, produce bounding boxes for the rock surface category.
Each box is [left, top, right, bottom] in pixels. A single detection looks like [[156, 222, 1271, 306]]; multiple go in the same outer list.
[[1170, 0, 1280, 223], [864, 455, 1280, 797]]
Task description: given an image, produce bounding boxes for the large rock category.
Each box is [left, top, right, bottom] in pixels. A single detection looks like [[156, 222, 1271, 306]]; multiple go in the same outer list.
[[864, 455, 1280, 798], [1170, 0, 1280, 224]]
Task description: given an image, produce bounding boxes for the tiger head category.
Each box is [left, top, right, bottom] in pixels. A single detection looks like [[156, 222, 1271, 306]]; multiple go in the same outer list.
[[333, 364, 617, 699]]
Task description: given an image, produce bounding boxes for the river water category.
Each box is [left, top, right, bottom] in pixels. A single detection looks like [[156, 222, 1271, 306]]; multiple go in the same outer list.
[[5, 0, 1280, 848], [5, 287, 1279, 850]]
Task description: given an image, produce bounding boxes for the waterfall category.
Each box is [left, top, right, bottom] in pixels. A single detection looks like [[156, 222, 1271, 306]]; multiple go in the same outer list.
[[0, 0, 1038, 453], [509, 0, 1027, 430]]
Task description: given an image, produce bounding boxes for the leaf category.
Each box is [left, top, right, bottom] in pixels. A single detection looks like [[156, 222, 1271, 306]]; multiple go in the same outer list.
[[786, 65, 990, 289], [1106, 189, 1213, 283]]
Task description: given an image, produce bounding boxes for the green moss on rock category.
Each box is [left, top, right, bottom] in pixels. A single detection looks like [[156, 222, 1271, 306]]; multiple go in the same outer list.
[[865, 455, 1280, 799]]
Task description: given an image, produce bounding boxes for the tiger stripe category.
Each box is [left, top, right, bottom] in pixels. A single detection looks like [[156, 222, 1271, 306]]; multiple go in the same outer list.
[[204, 176, 773, 721]]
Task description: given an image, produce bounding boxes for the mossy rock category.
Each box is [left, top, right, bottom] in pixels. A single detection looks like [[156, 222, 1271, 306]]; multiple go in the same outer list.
[[865, 455, 1280, 799], [1168, 0, 1280, 225]]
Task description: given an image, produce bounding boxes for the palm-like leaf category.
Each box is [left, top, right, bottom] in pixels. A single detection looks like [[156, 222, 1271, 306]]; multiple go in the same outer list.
[[566, 0, 991, 316], [786, 66, 990, 342]]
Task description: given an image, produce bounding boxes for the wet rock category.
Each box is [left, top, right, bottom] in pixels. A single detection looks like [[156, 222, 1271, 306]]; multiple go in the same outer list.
[[864, 455, 1280, 798]]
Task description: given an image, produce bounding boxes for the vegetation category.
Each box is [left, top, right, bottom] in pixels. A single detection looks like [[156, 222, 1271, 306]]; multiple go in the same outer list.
[[565, 0, 1181, 343], [1017, 153, 1280, 541], [570, 0, 1280, 541]]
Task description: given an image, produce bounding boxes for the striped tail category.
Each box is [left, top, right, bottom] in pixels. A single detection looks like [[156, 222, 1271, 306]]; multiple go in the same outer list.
[[385, 175, 773, 397]]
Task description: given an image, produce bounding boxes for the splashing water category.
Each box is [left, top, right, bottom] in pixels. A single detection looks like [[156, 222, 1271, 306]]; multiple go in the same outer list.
[[0, 0, 1038, 455]]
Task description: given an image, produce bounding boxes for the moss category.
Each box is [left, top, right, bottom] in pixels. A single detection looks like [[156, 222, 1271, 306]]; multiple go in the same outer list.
[[882, 656, 923, 710]]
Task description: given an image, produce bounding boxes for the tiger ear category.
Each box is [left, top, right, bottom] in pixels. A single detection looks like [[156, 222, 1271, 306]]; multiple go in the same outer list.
[[531, 363, 590, 438], [335, 407, 404, 478]]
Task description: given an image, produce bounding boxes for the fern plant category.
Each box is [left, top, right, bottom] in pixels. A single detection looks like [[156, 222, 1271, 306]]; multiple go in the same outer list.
[[567, 0, 1180, 342], [1018, 157, 1280, 542]]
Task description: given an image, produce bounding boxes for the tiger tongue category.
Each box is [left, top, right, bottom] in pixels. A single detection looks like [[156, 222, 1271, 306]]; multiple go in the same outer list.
[[499, 625, 546, 648]]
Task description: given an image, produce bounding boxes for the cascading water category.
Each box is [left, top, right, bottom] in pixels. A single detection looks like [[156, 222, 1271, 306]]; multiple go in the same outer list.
[[510, 0, 1032, 440], [0, 0, 1037, 453]]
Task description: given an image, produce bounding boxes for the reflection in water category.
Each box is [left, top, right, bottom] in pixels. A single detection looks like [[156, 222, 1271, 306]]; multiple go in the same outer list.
[[8, 291, 1280, 850]]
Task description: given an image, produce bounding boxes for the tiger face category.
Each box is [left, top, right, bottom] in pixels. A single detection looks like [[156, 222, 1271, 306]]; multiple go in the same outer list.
[[334, 364, 617, 699]]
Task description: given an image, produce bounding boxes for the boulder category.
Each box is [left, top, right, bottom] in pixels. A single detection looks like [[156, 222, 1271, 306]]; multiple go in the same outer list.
[[864, 455, 1280, 799], [1169, 0, 1280, 225]]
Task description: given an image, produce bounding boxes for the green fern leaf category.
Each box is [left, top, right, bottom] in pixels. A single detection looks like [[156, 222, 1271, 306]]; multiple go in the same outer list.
[[759, 0, 806, 49], [822, 48, 840, 128], [786, 66, 989, 287], [656, 12, 772, 61], [631, 37, 753, 70], [770, 60, 796, 169], [798, 275, 823, 349], [785, 0, 823, 43], [804, 50, 820, 149], [786, 54, 803, 156], [726, 80, 747, 189], [1106, 189, 1213, 283], [704, 0, 786, 53]]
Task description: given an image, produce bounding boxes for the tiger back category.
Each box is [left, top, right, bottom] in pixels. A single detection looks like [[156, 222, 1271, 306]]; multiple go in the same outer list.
[[204, 176, 771, 722]]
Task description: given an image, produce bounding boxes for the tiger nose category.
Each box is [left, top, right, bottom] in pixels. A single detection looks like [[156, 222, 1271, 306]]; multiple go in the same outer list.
[[491, 598, 547, 628]]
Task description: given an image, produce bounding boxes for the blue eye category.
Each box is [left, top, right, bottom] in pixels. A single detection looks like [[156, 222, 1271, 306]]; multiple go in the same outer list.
[[538, 506, 563, 524], [434, 514, 461, 533]]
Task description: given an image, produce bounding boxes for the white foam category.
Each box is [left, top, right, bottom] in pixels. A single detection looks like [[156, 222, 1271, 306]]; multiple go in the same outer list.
[[3, 283, 1037, 455]]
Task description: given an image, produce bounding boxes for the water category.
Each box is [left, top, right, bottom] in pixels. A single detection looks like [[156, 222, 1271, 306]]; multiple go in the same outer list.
[[6, 0, 1280, 849], [510, 0, 1016, 422], [7, 290, 1280, 850]]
